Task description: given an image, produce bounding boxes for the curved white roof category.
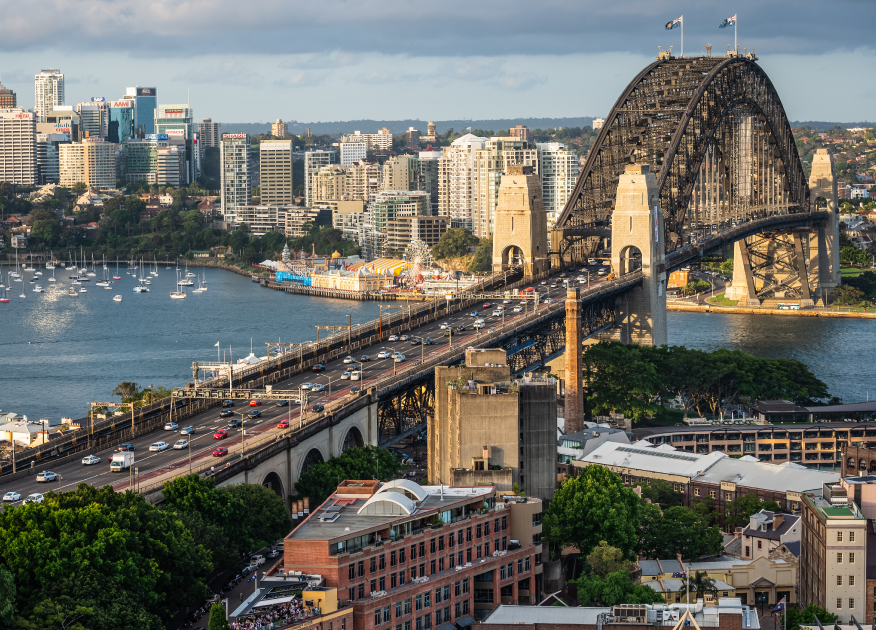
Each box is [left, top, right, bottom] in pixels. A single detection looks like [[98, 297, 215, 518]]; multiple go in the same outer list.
[[358, 491, 416, 516], [378, 479, 427, 502]]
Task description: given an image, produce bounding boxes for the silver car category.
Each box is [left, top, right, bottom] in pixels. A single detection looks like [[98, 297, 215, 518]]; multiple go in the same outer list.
[[36, 471, 58, 483], [173, 439, 189, 450]]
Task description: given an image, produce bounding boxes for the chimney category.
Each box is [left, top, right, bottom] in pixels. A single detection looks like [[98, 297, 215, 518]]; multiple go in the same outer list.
[[772, 514, 784, 530]]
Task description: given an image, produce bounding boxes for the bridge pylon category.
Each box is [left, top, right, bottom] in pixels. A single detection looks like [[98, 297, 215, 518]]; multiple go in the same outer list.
[[492, 165, 550, 281], [809, 148, 841, 296], [608, 164, 668, 346]]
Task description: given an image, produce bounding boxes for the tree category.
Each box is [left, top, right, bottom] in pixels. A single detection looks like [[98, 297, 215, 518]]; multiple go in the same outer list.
[[207, 603, 231, 630], [782, 603, 838, 630], [468, 238, 492, 272], [12, 597, 93, 630], [295, 446, 403, 508], [543, 466, 641, 559], [586, 541, 633, 578], [582, 342, 661, 421], [0, 568, 14, 629], [724, 494, 782, 530], [840, 245, 870, 266], [431, 228, 479, 260], [221, 483, 292, 550], [640, 480, 682, 506], [71, 182, 86, 194], [573, 569, 665, 606], [681, 571, 719, 599], [112, 382, 140, 400]]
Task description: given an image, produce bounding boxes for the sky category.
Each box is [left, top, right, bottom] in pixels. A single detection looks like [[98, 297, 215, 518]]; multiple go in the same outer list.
[[0, 0, 873, 125]]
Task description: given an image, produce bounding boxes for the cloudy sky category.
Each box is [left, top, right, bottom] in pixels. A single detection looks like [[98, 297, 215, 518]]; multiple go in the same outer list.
[[1, 0, 873, 124]]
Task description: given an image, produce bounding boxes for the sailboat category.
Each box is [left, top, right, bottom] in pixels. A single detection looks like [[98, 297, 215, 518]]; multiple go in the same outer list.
[[113, 294, 123, 302], [171, 271, 187, 299], [46, 253, 55, 270], [113, 260, 121, 280], [0, 279, 9, 303], [96, 265, 111, 287], [48, 266, 56, 283], [9, 249, 20, 278], [33, 284, 44, 293]]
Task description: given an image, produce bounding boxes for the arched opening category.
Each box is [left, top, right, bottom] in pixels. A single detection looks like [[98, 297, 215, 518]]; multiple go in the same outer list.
[[300, 448, 325, 476], [262, 471, 284, 497], [860, 459, 867, 471], [619, 245, 642, 275], [870, 460, 876, 473], [501, 245, 525, 270], [342, 426, 364, 452], [815, 196, 829, 211], [848, 457, 856, 469]]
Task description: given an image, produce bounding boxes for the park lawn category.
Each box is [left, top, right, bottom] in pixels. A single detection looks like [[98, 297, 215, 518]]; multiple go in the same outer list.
[[707, 292, 739, 307], [841, 265, 865, 278]]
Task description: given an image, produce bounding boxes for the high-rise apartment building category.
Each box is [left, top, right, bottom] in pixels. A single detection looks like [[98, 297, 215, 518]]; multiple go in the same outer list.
[[125, 87, 157, 135], [339, 141, 367, 166], [346, 158, 382, 202], [34, 69, 64, 123], [536, 142, 578, 226], [259, 139, 294, 205], [439, 133, 487, 231], [340, 129, 393, 151], [121, 136, 164, 183], [421, 121, 438, 143], [382, 154, 419, 191], [314, 164, 348, 204], [0, 77, 16, 108], [509, 125, 532, 143], [198, 118, 221, 150], [406, 126, 420, 147], [155, 105, 195, 183], [220, 133, 251, 223], [418, 148, 442, 215], [0, 109, 37, 184], [304, 150, 338, 207], [36, 133, 69, 184], [473, 137, 538, 238], [365, 190, 429, 258], [77, 100, 109, 140], [271, 119, 287, 138], [593, 118, 605, 130], [59, 139, 116, 189]]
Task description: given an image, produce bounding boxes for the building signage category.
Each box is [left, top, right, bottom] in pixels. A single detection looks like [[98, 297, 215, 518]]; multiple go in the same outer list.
[[111, 100, 133, 108], [91, 96, 106, 102], [720, 481, 736, 492], [53, 127, 71, 134], [145, 134, 169, 141], [223, 133, 247, 139], [162, 108, 184, 115], [14, 112, 32, 119], [165, 129, 185, 136], [786, 491, 802, 501], [136, 88, 155, 96]]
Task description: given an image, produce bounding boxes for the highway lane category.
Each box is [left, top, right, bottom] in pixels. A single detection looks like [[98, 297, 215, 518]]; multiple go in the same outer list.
[[0, 272, 596, 502]]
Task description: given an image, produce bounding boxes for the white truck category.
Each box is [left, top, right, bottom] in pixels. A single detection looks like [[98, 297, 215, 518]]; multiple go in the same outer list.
[[110, 451, 134, 472]]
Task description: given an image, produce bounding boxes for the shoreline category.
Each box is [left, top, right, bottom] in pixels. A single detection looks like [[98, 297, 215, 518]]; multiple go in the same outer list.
[[668, 302, 876, 319]]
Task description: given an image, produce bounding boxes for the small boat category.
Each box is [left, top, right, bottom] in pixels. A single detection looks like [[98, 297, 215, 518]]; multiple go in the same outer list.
[[66, 288, 77, 296], [170, 291, 186, 300], [73, 281, 81, 285], [143, 280, 151, 285], [29, 278, 36, 283], [79, 277, 90, 282], [13, 277, 21, 283], [34, 271, 42, 276], [33, 285, 44, 293], [19, 293, 26, 298], [96, 281, 110, 287], [133, 285, 149, 293], [113, 295, 122, 302], [177, 279, 194, 286], [48, 276, 56, 282], [79, 288, 87, 293], [113, 261, 121, 280], [104, 285, 112, 290]]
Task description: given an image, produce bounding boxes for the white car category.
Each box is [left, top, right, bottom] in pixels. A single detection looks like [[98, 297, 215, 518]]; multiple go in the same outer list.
[[23, 493, 44, 505], [312, 383, 325, 392], [149, 442, 169, 452], [350, 371, 361, 381], [502, 299, 511, 304], [512, 305, 523, 313], [440, 323, 449, 329], [343, 356, 354, 364], [388, 335, 399, 341], [597, 269, 607, 276], [492, 310, 503, 317], [377, 351, 391, 359], [2, 491, 21, 502], [36, 471, 58, 483], [81, 455, 100, 466], [341, 372, 351, 380], [544, 297, 554, 304], [588, 258, 597, 265], [301, 383, 313, 390], [173, 439, 189, 450], [393, 354, 406, 363], [164, 422, 179, 431]]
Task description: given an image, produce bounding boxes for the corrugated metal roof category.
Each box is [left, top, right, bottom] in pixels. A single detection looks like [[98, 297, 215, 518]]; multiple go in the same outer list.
[[483, 605, 610, 624], [697, 458, 839, 493], [579, 442, 726, 479]]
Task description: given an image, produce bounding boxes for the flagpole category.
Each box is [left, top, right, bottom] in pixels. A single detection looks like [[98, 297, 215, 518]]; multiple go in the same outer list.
[[681, 15, 684, 57], [735, 16, 737, 51]]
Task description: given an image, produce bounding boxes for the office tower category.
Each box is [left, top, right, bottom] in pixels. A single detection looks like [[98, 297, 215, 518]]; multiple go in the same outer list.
[[155, 104, 195, 183], [198, 118, 221, 150], [37, 106, 78, 140], [156, 145, 184, 188], [381, 154, 419, 191], [474, 137, 539, 238], [536, 142, 579, 226], [340, 129, 393, 151], [107, 99, 135, 144], [77, 99, 109, 140], [271, 119, 287, 138], [220, 133, 251, 223], [339, 141, 366, 166], [418, 147, 442, 215], [0, 77, 16, 108], [34, 69, 64, 123], [345, 158, 382, 202], [509, 125, 532, 143], [125, 87, 157, 135], [437, 133, 486, 231], [0, 109, 37, 184], [303, 150, 337, 207], [36, 133, 69, 184], [259, 139, 294, 205], [59, 139, 116, 189]]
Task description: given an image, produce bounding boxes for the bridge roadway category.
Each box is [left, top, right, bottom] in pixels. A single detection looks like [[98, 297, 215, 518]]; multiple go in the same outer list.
[[0, 279, 583, 504]]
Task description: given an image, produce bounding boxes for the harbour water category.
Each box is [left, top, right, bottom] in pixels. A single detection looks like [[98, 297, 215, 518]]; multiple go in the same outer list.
[[0, 267, 872, 421]]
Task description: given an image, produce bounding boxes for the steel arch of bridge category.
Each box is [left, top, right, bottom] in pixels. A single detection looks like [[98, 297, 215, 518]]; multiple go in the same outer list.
[[554, 54, 810, 263]]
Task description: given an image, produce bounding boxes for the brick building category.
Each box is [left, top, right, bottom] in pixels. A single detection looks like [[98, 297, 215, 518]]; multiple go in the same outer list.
[[282, 480, 543, 629]]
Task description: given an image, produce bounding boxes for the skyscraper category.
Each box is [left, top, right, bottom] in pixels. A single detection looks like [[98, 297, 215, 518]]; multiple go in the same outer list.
[[59, 139, 115, 189], [0, 108, 37, 184], [381, 155, 419, 191], [418, 147, 442, 215], [198, 118, 221, 150], [34, 69, 64, 123], [271, 119, 287, 138], [339, 142, 366, 166], [304, 150, 338, 207], [107, 99, 135, 144], [36, 133, 69, 184], [474, 137, 538, 238], [439, 133, 487, 231], [125, 87, 157, 135], [220, 133, 251, 223], [536, 142, 579, 226], [77, 100, 109, 140], [0, 77, 16, 108], [155, 105, 195, 183], [259, 139, 294, 205]]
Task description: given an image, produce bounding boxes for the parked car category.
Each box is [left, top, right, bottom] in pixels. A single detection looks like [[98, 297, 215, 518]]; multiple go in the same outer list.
[[36, 471, 58, 483], [23, 493, 44, 505], [213, 429, 229, 439], [312, 403, 325, 412], [219, 409, 233, 418], [222, 400, 235, 408], [149, 442, 169, 452], [81, 455, 100, 466], [312, 364, 325, 372], [278, 420, 289, 429], [213, 447, 229, 457], [180, 426, 195, 435], [228, 418, 242, 428], [247, 410, 262, 419], [343, 356, 354, 364], [249, 399, 262, 407], [164, 421, 178, 431], [173, 439, 189, 450], [3, 491, 21, 502]]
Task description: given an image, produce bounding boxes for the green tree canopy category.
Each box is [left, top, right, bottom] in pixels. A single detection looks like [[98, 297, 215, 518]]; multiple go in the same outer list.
[[207, 603, 231, 630], [586, 541, 634, 578], [640, 480, 683, 507], [724, 494, 782, 530], [782, 603, 838, 630], [543, 466, 641, 558], [638, 503, 723, 560], [573, 569, 665, 607], [431, 228, 479, 260], [468, 238, 492, 272], [295, 446, 403, 508], [0, 568, 14, 629], [222, 483, 292, 550]]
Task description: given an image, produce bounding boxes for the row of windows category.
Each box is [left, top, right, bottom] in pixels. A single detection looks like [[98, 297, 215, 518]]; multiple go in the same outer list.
[[836, 598, 855, 609], [837, 552, 857, 564], [349, 537, 508, 581], [373, 590, 471, 626], [837, 575, 856, 586], [836, 531, 856, 542]]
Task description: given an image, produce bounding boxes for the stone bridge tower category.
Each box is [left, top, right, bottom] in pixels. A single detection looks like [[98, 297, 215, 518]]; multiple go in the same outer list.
[[492, 165, 549, 280], [608, 164, 668, 346], [809, 148, 841, 296]]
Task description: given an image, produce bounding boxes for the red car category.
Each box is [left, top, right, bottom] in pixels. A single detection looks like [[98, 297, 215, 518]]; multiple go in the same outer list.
[[213, 447, 228, 457], [213, 429, 228, 439], [249, 400, 261, 406], [278, 420, 289, 429], [482, 303, 491, 308]]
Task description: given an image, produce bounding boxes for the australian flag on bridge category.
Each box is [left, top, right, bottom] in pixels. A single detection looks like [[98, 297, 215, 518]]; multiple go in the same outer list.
[[665, 16, 682, 30], [719, 15, 737, 28]]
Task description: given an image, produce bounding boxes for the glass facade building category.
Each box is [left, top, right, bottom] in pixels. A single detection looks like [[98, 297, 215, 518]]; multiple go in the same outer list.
[[126, 87, 157, 135], [108, 101, 135, 144]]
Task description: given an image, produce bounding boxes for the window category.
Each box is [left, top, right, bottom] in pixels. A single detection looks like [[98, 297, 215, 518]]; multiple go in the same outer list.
[[709, 490, 716, 499], [430, 560, 436, 575], [424, 613, 431, 629], [411, 544, 417, 561], [494, 518, 500, 533], [380, 576, 387, 591], [455, 581, 461, 597], [838, 575, 843, 586], [419, 563, 425, 578], [466, 527, 472, 542], [371, 557, 377, 573], [525, 557, 531, 572], [457, 530, 463, 545], [850, 531, 856, 543], [462, 600, 469, 615], [349, 587, 355, 601], [380, 555, 386, 571], [495, 540, 501, 552], [837, 552, 843, 563], [371, 579, 377, 593], [419, 542, 425, 558], [449, 554, 455, 568], [725, 493, 732, 501], [439, 557, 444, 572], [444, 607, 450, 622], [435, 587, 442, 604], [391, 551, 397, 567], [359, 561, 365, 577], [837, 599, 843, 609], [458, 551, 463, 565], [757, 540, 762, 550], [454, 603, 460, 619], [850, 576, 856, 586], [449, 533, 455, 548], [694, 488, 700, 497], [438, 536, 444, 552], [502, 515, 507, 530], [400, 571, 405, 586], [405, 599, 412, 615], [484, 521, 490, 536], [416, 595, 422, 612], [502, 537, 507, 551], [500, 565, 506, 580], [477, 545, 482, 559], [849, 599, 855, 610], [411, 567, 417, 580], [416, 618, 422, 630], [424, 591, 431, 607], [400, 548, 406, 564], [507, 562, 514, 577], [435, 611, 441, 626], [349, 564, 355, 580], [838, 531, 843, 542], [430, 539, 436, 554], [476, 524, 482, 539], [850, 553, 856, 563], [532, 512, 542, 526], [533, 533, 542, 546], [384, 607, 391, 623], [463, 579, 469, 594], [466, 548, 472, 563], [376, 610, 382, 626], [443, 585, 450, 601], [518, 559, 523, 574], [396, 602, 402, 618]]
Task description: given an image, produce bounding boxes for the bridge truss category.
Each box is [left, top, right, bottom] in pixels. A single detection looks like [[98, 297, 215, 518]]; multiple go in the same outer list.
[[553, 51, 810, 266]]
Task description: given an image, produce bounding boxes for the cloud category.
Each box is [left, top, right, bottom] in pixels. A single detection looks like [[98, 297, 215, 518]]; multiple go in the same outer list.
[[172, 62, 262, 86]]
